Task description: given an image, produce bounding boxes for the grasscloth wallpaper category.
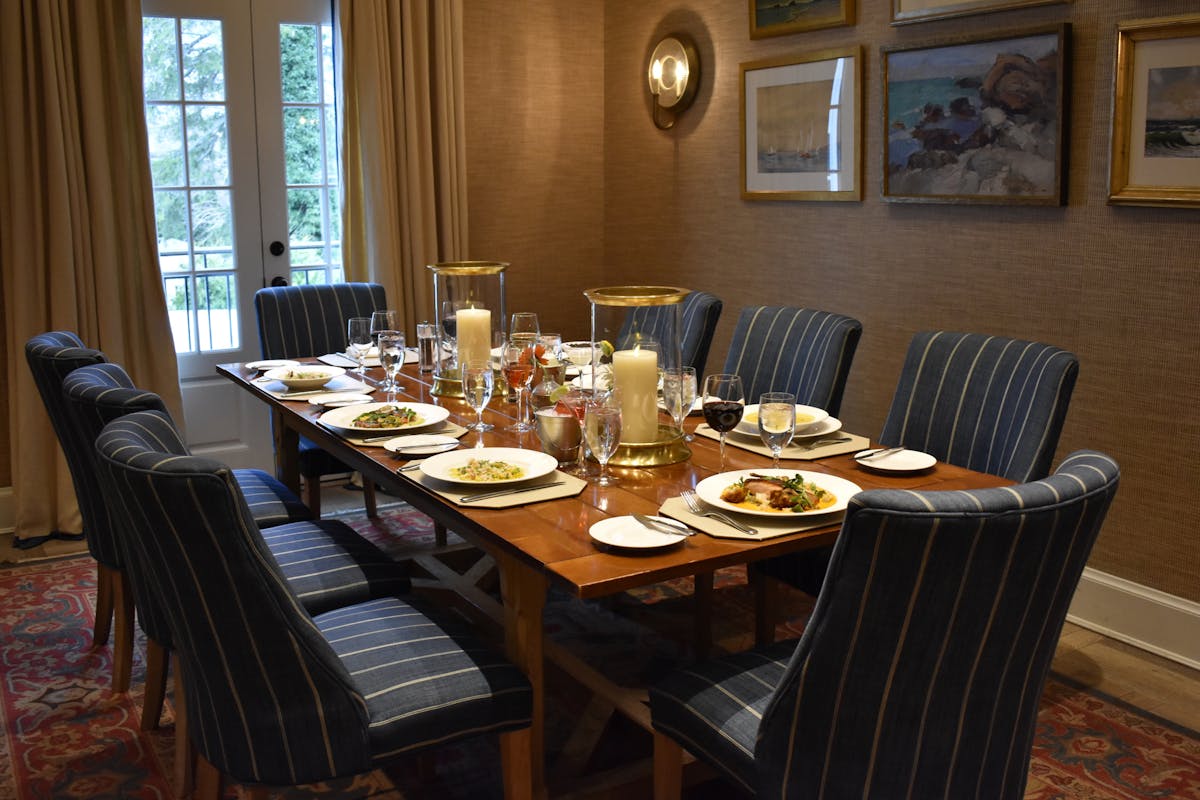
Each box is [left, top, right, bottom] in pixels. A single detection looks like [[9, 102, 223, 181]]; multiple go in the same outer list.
[[463, 0, 1200, 602]]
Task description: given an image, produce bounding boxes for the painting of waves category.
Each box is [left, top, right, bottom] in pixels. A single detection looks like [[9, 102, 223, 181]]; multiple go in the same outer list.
[[1144, 65, 1200, 158], [755, 0, 843, 28]]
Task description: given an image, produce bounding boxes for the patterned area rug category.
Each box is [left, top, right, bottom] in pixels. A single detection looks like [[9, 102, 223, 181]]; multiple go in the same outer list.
[[1, 505, 1197, 799]]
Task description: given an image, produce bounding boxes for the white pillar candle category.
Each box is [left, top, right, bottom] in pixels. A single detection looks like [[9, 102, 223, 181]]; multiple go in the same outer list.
[[456, 307, 491, 369], [612, 347, 658, 442]]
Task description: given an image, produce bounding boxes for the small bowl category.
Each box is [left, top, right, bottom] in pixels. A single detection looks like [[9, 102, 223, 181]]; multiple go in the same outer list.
[[735, 403, 829, 437], [534, 407, 582, 464], [263, 364, 345, 391]]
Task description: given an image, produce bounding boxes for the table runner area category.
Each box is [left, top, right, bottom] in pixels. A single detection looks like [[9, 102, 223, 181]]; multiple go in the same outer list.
[[693, 424, 869, 460]]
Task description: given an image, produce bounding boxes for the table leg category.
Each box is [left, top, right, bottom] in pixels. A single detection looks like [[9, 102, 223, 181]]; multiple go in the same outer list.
[[272, 408, 300, 494], [496, 551, 548, 800]]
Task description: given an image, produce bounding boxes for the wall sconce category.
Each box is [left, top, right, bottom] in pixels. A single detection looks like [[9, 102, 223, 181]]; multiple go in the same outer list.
[[647, 35, 699, 130]]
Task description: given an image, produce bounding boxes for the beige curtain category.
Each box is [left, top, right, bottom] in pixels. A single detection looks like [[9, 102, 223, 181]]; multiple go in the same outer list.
[[339, 0, 469, 334], [0, 0, 182, 544]]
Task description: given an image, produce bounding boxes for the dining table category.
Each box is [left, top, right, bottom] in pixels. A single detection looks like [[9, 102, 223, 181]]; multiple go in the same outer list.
[[218, 358, 1012, 798]]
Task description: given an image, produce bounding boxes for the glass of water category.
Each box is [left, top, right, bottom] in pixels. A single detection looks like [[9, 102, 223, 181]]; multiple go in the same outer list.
[[584, 388, 622, 487], [662, 366, 697, 441], [346, 317, 373, 378], [758, 391, 796, 469], [377, 330, 406, 394], [462, 360, 494, 435]]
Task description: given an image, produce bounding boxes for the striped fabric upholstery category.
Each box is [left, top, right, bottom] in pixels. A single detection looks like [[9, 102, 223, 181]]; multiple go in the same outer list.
[[618, 291, 723, 373], [62, 363, 311, 529], [881, 331, 1079, 483], [24, 332, 112, 556], [96, 411, 530, 787], [652, 451, 1120, 799], [721, 307, 862, 415]]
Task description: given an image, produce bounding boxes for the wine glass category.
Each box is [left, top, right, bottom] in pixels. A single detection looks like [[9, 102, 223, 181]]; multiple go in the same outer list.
[[662, 366, 697, 441], [702, 373, 745, 470], [377, 330, 405, 394], [462, 360, 494, 435], [440, 301, 459, 365], [346, 317, 373, 378], [758, 391, 796, 469], [584, 388, 622, 486], [500, 338, 536, 432], [510, 312, 540, 341], [370, 310, 397, 346]]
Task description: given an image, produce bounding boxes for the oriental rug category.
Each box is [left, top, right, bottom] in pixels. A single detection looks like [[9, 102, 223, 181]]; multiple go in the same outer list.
[[1, 505, 1197, 799]]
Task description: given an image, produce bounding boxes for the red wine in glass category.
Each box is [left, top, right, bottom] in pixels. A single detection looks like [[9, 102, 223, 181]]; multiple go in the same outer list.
[[703, 400, 743, 433]]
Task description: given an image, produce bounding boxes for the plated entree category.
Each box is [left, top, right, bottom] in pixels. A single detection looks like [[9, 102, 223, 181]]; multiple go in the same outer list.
[[448, 458, 525, 482], [351, 404, 420, 429], [720, 473, 835, 513]]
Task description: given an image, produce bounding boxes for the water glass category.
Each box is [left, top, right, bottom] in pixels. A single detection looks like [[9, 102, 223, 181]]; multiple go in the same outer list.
[[377, 330, 406, 393], [462, 360, 494, 434], [758, 392, 796, 469], [662, 366, 697, 440], [702, 373, 745, 470], [510, 312, 540, 340], [584, 388, 622, 487], [346, 317, 373, 377], [416, 321, 438, 373]]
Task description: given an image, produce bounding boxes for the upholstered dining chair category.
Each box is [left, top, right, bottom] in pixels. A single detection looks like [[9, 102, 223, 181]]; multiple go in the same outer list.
[[64, 365, 412, 734], [254, 282, 390, 517], [721, 306, 862, 416], [618, 290, 724, 374], [96, 410, 533, 800], [651, 451, 1120, 800]]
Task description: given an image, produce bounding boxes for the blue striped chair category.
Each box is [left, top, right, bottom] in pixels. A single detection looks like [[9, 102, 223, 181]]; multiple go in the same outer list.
[[721, 307, 862, 416], [651, 451, 1120, 800], [64, 365, 412, 734], [95, 410, 533, 799], [254, 283, 390, 517], [618, 290, 723, 373]]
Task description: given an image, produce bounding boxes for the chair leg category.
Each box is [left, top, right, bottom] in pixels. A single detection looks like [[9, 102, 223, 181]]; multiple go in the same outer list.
[[653, 731, 684, 800], [92, 563, 114, 650], [172, 654, 194, 799], [194, 754, 223, 800], [434, 522, 448, 547], [142, 638, 170, 730], [302, 474, 322, 518], [499, 727, 533, 800], [364, 480, 378, 518], [240, 786, 270, 799], [753, 570, 779, 647], [111, 570, 135, 693]]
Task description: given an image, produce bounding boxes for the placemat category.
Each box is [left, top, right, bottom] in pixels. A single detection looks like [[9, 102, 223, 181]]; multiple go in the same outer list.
[[259, 374, 374, 399], [319, 349, 418, 368], [337, 420, 469, 447], [694, 424, 869, 460], [400, 468, 587, 508], [658, 496, 842, 541]]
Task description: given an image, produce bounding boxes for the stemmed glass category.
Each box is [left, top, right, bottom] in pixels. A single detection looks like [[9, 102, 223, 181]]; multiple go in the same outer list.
[[346, 317, 373, 379], [702, 373, 745, 470], [510, 312, 540, 341], [500, 338, 536, 432], [440, 301, 459, 365], [377, 330, 406, 395], [758, 391, 796, 469], [370, 310, 397, 346], [462, 360, 494, 437], [584, 388, 622, 486], [559, 386, 590, 474], [662, 366, 697, 442]]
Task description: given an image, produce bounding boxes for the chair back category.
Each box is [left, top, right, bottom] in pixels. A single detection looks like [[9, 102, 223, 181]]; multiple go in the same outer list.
[[881, 331, 1078, 482], [721, 307, 862, 415], [618, 290, 723, 373], [95, 410, 370, 784], [757, 451, 1120, 799], [254, 282, 388, 359], [23, 332, 113, 560]]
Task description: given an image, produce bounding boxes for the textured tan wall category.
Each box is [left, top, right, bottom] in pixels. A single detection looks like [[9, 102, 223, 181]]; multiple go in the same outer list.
[[466, 0, 1200, 601]]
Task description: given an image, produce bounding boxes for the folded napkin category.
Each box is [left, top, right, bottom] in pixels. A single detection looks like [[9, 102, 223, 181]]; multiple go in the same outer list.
[[332, 420, 469, 447], [319, 349, 418, 369], [693, 425, 869, 460], [658, 496, 842, 541], [259, 375, 374, 399], [400, 468, 586, 508]]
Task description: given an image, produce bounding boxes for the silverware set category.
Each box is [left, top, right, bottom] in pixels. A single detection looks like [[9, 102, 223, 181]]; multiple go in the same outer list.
[[680, 489, 758, 535]]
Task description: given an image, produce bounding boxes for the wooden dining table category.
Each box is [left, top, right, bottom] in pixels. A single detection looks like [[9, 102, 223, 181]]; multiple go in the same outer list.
[[219, 359, 1012, 797]]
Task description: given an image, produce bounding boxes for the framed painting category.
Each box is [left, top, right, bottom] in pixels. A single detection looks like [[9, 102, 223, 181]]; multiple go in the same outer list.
[[749, 0, 854, 39], [741, 46, 862, 202], [1109, 14, 1200, 208], [891, 0, 1069, 26], [882, 25, 1069, 205]]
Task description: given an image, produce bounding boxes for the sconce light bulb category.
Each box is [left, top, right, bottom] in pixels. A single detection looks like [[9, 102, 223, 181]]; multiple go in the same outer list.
[[651, 59, 663, 83]]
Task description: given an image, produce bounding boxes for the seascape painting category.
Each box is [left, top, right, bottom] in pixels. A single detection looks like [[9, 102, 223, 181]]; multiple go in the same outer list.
[[750, 0, 853, 37], [757, 80, 835, 173], [1144, 65, 1200, 158], [883, 27, 1067, 204]]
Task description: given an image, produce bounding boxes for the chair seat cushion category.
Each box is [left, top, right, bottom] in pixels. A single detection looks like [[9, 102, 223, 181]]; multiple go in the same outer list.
[[650, 639, 798, 794], [232, 468, 312, 528], [261, 520, 410, 614], [315, 597, 532, 760]]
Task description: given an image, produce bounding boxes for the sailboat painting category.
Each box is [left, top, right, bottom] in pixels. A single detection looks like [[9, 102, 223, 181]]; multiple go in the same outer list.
[[757, 80, 835, 173]]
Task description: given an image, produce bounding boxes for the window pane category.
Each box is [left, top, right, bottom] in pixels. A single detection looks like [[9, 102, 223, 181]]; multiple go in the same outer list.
[[283, 107, 322, 184], [287, 187, 322, 243], [191, 189, 233, 250], [195, 273, 237, 351], [154, 189, 189, 249], [146, 105, 184, 186], [321, 26, 335, 104], [186, 106, 230, 186], [289, 247, 323, 266], [280, 24, 319, 103], [143, 18, 180, 101], [324, 105, 338, 184], [327, 186, 341, 241], [164, 276, 193, 353], [181, 19, 225, 102], [195, 251, 233, 272]]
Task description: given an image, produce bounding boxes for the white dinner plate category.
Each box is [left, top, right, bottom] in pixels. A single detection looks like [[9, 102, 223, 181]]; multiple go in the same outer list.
[[693, 469, 862, 519], [735, 404, 830, 437], [588, 516, 686, 550], [245, 359, 299, 371], [318, 401, 449, 433], [728, 415, 843, 442], [853, 449, 937, 474], [383, 434, 461, 456], [418, 447, 558, 485], [306, 392, 374, 407]]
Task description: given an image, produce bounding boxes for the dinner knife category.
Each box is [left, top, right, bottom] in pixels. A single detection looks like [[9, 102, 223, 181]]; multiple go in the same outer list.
[[856, 446, 905, 462], [459, 481, 566, 504], [632, 513, 695, 537]]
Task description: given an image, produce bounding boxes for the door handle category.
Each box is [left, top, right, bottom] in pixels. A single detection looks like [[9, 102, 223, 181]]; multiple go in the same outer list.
[[269, 240, 286, 256], [270, 276, 288, 287]]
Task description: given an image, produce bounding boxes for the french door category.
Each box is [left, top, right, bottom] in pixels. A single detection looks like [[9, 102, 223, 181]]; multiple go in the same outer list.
[[141, 0, 340, 468]]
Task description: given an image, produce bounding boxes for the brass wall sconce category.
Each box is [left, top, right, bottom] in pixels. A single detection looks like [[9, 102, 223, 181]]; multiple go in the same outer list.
[[647, 35, 699, 130]]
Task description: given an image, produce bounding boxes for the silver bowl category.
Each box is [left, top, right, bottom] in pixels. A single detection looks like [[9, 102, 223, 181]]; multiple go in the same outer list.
[[534, 408, 581, 465]]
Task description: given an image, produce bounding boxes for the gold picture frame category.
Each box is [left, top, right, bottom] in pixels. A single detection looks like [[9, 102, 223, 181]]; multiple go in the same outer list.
[[749, 0, 854, 39], [1108, 14, 1200, 208], [891, 0, 1068, 26], [740, 47, 863, 202]]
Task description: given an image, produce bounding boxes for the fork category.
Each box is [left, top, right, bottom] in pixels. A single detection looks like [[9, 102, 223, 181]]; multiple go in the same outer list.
[[680, 489, 758, 534]]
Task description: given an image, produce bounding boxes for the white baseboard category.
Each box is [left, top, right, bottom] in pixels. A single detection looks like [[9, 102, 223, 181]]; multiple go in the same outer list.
[[0, 487, 12, 534], [1067, 567, 1200, 671]]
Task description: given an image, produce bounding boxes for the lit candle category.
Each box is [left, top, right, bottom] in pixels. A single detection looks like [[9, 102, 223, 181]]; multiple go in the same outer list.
[[612, 347, 658, 442], [456, 307, 491, 369]]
